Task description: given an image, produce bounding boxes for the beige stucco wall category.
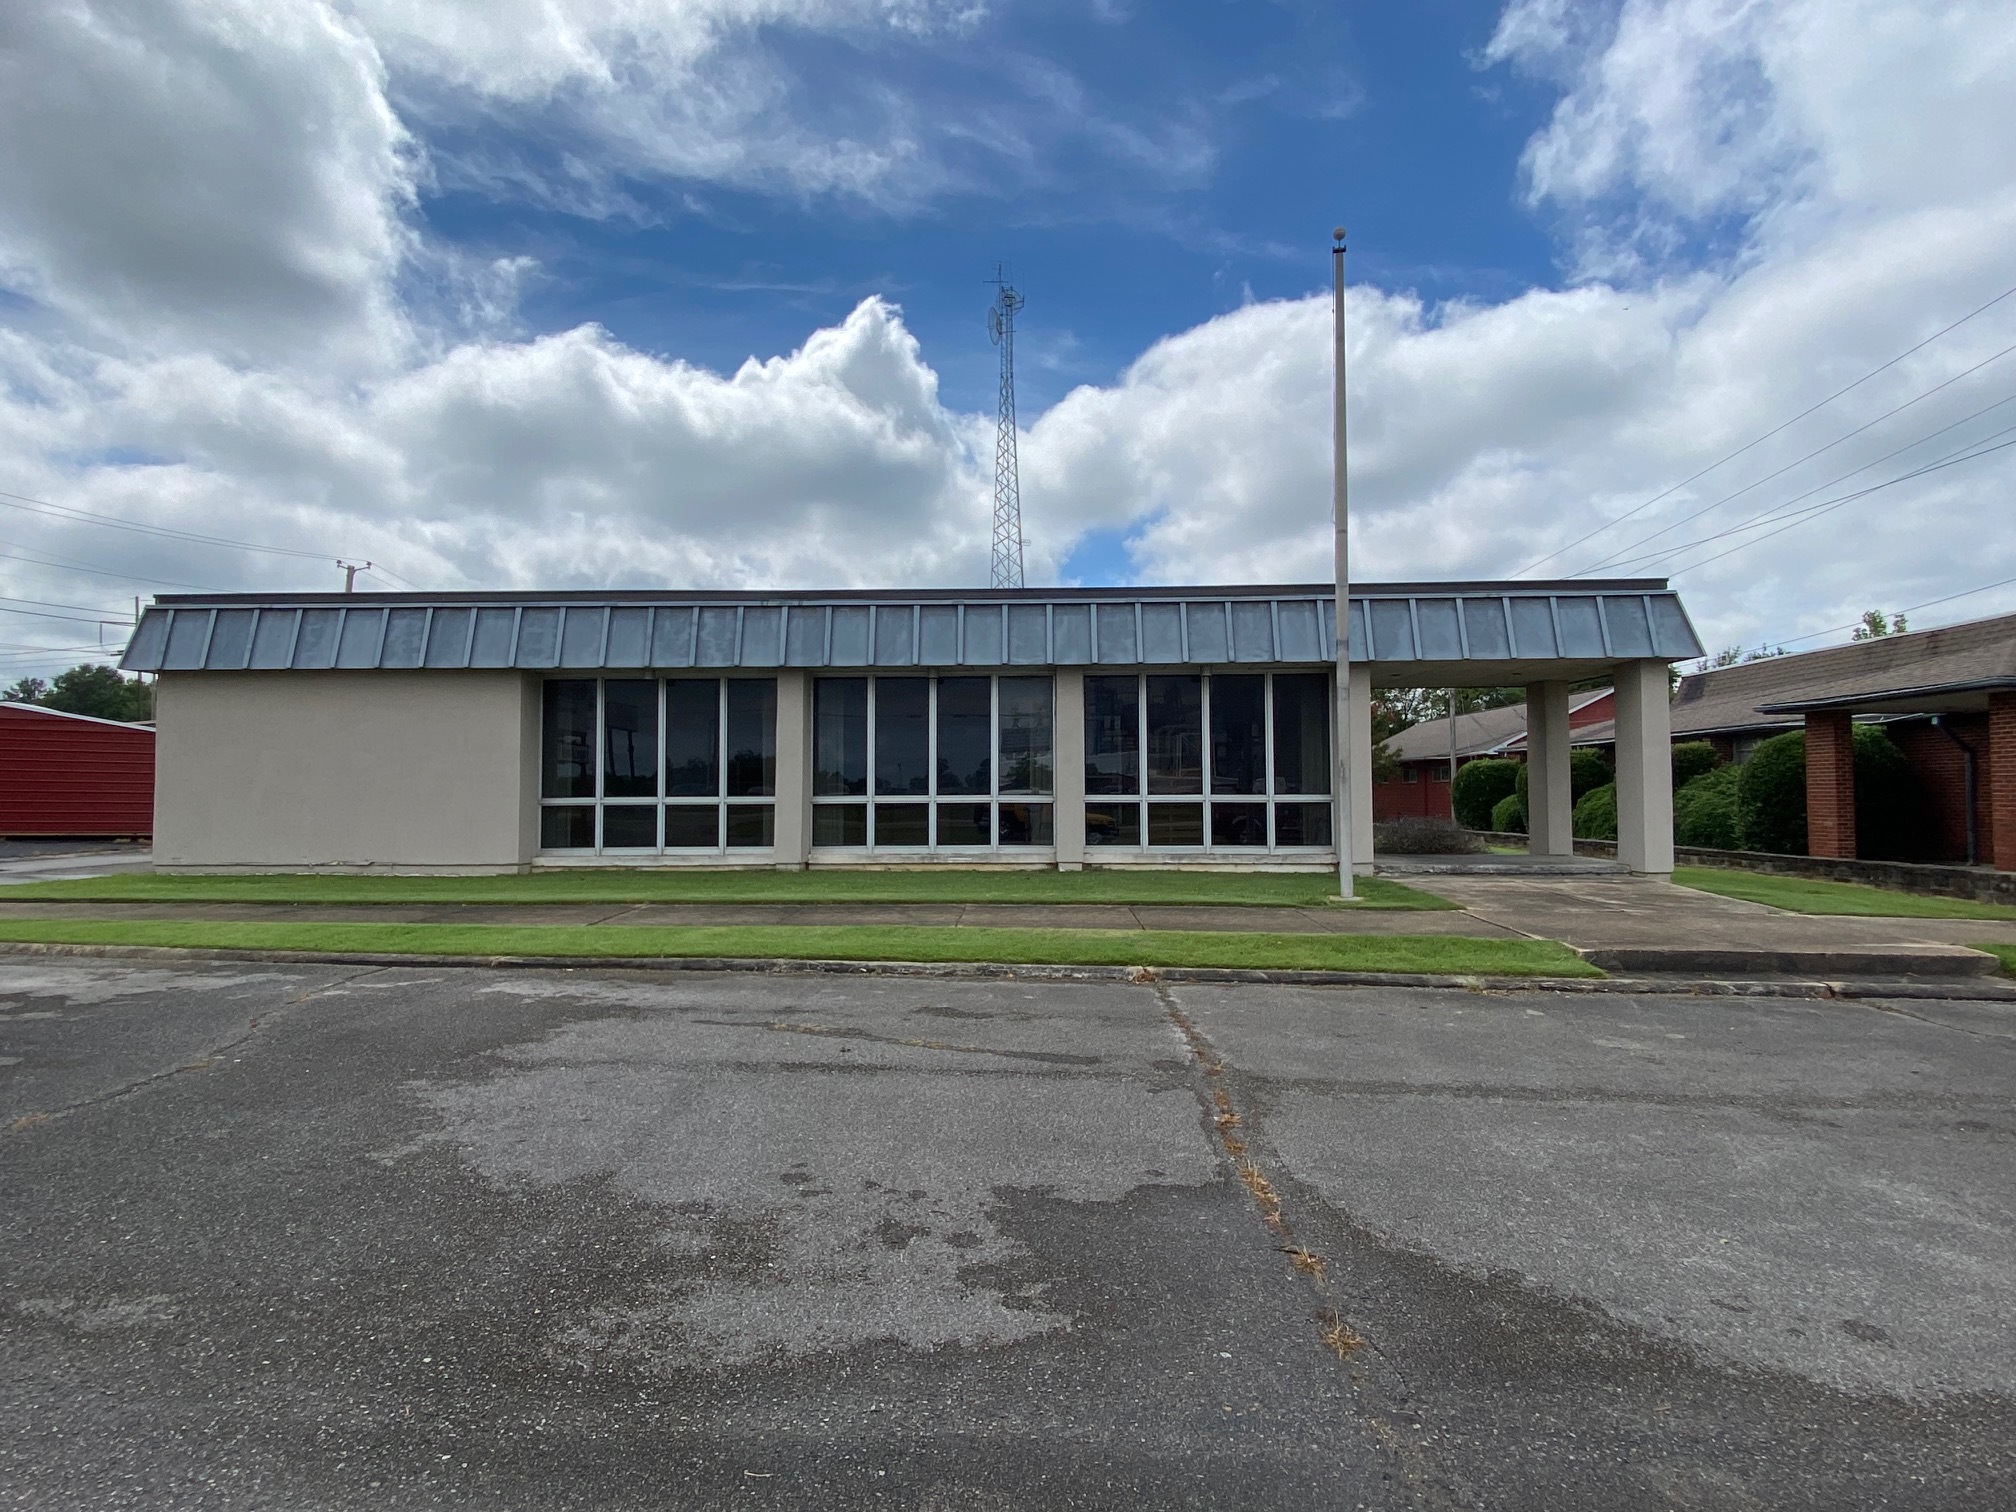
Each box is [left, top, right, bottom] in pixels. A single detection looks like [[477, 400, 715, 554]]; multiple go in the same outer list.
[[153, 670, 539, 872]]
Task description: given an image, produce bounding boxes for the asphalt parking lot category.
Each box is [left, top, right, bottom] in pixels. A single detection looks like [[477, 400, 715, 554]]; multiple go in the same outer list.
[[2, 959, 2012, 1509]]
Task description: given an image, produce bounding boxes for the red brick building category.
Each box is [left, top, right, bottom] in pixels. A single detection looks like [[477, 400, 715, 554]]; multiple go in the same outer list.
[[1661, 612, 2015, 870], [0, 702, 155, 838], [1374, 689, 1613, 821]]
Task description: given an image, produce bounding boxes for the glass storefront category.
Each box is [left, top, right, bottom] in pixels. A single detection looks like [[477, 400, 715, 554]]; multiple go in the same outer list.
[[539, 668, 1333, 858], [812, 675, 1054, 849], [540, 678, 776, 852], [1084, 671, 1332, 850]]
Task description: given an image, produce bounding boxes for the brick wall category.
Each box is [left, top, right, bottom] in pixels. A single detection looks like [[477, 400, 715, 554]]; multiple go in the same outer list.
[[1886, 715, 1992, 864], [1804, 711, 1856, 858], [1373, 761, 1451, 821], [1991, 691, 2016, 872]]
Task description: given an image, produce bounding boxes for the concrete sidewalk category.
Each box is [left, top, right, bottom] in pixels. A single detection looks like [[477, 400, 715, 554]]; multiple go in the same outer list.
[[0, 875, 2010, 978]]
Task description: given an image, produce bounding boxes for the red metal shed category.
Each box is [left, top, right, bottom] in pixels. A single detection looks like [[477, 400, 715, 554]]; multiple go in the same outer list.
[[0, 702, 154, 838]]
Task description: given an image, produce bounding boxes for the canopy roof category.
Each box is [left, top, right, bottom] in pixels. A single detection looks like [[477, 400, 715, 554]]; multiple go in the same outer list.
[[122, 580, 1701, 685]]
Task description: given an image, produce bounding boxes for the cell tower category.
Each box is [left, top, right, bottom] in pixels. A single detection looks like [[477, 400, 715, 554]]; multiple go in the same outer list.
[[987, 270, 1026, 589]]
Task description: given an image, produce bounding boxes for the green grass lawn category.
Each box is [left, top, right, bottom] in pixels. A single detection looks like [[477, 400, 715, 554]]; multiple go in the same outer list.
[[1973, 943, 2016, 976], [0, 868, 1454, 910], [0, 919, 1592, 977], [1673, 867, 2016, 920]]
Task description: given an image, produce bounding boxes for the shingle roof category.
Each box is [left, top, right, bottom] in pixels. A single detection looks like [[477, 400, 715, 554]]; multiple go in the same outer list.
[[1671, 611, 2016, 733], [1384, 702, 1533, 763]]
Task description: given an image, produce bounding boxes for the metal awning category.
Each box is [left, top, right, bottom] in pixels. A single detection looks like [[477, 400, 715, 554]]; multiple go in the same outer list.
[[120, 580, 1702, 676]]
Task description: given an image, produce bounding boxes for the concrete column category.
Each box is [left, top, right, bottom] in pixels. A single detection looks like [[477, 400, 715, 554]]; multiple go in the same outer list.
[[1987, 691, 2016, 871], [1524, 680, 1573, 858], [1613, 659, 1675, 875], [1804, 710, 1857, 859], [772, 670, 812, 870], [1347, 672, 1374, 870], [1053, 668, 1086, 870]]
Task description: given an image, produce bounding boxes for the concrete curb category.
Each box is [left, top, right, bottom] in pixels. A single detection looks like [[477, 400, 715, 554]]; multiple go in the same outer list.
[[3, 941, 2012, 1002], [1576, 943, 2003, 978]]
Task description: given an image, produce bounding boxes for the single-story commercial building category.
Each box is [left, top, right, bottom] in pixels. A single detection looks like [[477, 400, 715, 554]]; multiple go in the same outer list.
[[119, 579, 1702, 875]]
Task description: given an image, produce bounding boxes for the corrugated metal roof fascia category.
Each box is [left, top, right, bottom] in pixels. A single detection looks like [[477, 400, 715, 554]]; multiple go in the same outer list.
[[122, 586, 1702, 672]]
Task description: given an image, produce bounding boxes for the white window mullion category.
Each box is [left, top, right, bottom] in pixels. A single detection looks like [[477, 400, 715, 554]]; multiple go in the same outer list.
[[594, 678, 607, 854], [926, 677, 938, 849], [866, 676, 878, 849], [1263, 672, 1278, 852]]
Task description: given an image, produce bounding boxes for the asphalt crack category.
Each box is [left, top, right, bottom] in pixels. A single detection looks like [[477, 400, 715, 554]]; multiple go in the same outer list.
[[1152, 981, 1470, 1506], [6, 966, 387, 1131]]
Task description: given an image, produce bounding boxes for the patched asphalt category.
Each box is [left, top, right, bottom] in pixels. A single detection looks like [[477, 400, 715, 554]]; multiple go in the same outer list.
[[2, 959, 2012, 1509]]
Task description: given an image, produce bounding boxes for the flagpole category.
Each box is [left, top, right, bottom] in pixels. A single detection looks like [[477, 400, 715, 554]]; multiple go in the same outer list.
[[1332, 227, 1356, 900]]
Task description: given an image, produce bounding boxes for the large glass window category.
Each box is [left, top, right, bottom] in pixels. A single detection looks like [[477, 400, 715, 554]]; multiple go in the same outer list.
[[814, 678, 868, 796], [1084, 671, 1333, 850], [1084, 676, 1138, 796], [539, 678, 776, 854], [813, 675, 1054, 849]]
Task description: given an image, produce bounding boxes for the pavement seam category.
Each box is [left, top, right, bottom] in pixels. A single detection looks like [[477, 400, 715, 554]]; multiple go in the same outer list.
[[1154, 981, 1474, 1506], [4, 964, 386, 1133]]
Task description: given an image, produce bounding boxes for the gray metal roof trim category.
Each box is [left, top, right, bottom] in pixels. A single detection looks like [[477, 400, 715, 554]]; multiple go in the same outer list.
[[123, 583, 1703, 673], [139, 576, 1678, 609], [1754, 676, 2016, 714]]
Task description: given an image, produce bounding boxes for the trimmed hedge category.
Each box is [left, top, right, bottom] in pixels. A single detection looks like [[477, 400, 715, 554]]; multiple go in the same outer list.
[[1736, 731, 1807, 854], [1452, 758, 1521, 831], [1671, 741, 1721, 789], [1491, 793, 1527, 834], [1513, 746, 1615, 807], [1674, 765, 1741, 849], [1572, 782, 1618, 842]]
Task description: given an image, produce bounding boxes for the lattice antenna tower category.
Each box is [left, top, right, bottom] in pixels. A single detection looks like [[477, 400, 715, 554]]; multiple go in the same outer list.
[[987, 268, 1026, 589]]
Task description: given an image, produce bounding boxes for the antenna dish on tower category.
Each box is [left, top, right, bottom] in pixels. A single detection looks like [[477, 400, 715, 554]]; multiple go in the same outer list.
[[986, 267, 1026, 590]]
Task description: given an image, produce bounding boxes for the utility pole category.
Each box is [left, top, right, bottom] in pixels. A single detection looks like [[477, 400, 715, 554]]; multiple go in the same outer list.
[[338, 560, 373, 592], [1331, 228, 1356, 900], [987, 269, 1026, 589]]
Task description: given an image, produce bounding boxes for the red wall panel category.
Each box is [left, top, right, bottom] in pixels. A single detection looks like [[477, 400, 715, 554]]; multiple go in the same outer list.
[[0, 705, 155, 837]]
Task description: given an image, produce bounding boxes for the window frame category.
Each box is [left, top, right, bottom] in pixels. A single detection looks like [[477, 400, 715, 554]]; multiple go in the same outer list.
[[810, 673, 1055, 852], [538, 676, 777, 856], [1083, 670, 1334, 853]]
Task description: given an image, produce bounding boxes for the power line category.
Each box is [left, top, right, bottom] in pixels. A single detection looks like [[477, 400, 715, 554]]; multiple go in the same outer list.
[[0, 592, 129, 617], [0, 544, 225, 592], [1698, 571, 2016, 664], [1582, 394, 2016, 575], [1517, 279, 2016, 576], [1568, 344, 2016, 575], [0, 486, 337, 562], [1670, 433, 2016, 578]]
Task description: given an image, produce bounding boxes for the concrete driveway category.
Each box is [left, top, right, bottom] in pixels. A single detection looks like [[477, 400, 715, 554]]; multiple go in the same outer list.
[[2, 959, 2011, 1509]]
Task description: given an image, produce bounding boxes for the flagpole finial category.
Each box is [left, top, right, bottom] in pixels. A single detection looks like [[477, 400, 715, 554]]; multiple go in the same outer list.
[[1333, 226, 1346, 243]]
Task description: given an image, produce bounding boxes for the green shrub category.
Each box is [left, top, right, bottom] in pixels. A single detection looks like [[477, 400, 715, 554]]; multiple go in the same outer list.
[[1673, 765, 1741, 849], [1732, 725, 1931, 858], [1490, 793, 1527, 834], [1513, 746, 1613, 805], [1572, 782, 1618, 842], [1452, 757, 1521, 830], [1571, 747, 1613, 799], [1736, 731, 1806, 854], [1671, 741, 1721, 789]]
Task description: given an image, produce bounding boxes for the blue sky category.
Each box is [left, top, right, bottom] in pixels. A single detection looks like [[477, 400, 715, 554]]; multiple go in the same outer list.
[[419, 1, 1560, 418]]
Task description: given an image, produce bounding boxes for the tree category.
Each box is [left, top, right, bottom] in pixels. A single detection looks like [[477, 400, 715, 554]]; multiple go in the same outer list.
[[13, 663, 154, 722], [1851, 609, 1908, 641]]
